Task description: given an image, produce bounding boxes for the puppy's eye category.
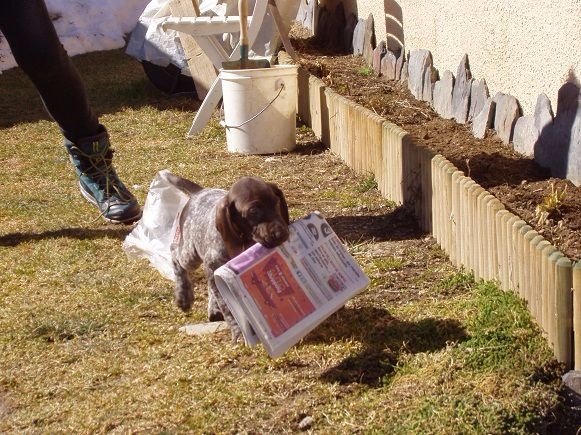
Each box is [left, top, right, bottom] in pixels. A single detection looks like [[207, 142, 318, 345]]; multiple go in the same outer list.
[[247, 206, 262, 220]]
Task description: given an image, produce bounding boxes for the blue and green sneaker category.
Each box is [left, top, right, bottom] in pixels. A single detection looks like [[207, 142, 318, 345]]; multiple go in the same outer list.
[[64, 126, 141, 224]]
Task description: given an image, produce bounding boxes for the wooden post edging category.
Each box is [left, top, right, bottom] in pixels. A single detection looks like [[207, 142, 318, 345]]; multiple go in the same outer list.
[[555, 258, 573, 367], [534, 240, 551, 324], [495, 209, 510, 289], [573, 261, 581, 371], [296, 68, 578, 370], [297, 69, 326, 139]]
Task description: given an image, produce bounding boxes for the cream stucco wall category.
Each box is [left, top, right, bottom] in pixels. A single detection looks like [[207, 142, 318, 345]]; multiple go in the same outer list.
[[325, 0, 581, 115]]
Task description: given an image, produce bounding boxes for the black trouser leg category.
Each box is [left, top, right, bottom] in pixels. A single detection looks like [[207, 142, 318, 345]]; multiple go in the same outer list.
[[0, 0, 100, 141]]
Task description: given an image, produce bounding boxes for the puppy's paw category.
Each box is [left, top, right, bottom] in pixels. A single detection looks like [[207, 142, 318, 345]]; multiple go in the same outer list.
[[208, 310, 225, 322], [207, 292, 224, 321], [230, 324, 243, 344], [175, 289, 193, 312], [209, 312, 225, 322]]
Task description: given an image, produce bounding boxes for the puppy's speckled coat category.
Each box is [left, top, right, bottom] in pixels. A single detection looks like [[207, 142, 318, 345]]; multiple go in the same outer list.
[[166, 173, 290, 341]]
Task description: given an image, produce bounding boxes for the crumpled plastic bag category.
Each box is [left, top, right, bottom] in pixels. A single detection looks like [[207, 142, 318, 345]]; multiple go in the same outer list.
[[123, 170, 189, 281]]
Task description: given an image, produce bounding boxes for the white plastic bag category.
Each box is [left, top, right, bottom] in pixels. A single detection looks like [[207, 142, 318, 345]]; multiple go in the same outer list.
[[123, 170, 189, 280]]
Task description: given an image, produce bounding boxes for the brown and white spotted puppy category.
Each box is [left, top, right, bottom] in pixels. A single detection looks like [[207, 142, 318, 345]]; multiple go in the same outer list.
[[165, 172, 290, 342]]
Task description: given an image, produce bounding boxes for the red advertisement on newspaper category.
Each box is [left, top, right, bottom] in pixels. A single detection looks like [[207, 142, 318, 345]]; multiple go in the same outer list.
[[239, 251, 316, 337]]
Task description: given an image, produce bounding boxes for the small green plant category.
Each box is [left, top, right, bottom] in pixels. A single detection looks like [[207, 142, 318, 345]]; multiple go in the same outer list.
[[358, 65, 374, 76], [433, 270, 474, 295], [296, 124, 312, 135], [372, 256, 404, 271], [337, 83, 350, 95], [340, 197, 359, 208], [535, 181, 567, 225], [357, 173, 378, 193]]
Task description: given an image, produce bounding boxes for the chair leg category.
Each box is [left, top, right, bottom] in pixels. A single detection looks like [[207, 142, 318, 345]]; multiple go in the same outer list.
[[269, 0, 298, 61], [187, 77, 223, 137]]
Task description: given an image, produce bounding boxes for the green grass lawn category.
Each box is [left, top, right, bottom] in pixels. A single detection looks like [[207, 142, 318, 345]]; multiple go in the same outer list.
[[0, 49, 575, 433]]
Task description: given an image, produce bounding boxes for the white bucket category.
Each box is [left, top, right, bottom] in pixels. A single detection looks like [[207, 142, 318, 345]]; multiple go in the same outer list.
[[220, 64, 298, 154]]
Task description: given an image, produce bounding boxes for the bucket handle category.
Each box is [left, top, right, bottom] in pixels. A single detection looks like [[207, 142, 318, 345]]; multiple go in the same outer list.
[[220, 81, 285, 129]]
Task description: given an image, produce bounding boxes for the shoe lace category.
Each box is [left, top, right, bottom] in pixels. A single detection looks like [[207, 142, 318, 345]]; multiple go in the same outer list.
[[70, 145, 132, 203]]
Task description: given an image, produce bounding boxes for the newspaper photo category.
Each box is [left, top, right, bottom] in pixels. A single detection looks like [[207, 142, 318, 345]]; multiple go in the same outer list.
[[214, 212, 369, 358]]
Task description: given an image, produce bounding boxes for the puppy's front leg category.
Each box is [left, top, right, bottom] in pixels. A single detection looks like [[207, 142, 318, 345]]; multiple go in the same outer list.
[[207, 281, 243, 343], [207, 291, 224, 322], [172, 258, 193, 311]]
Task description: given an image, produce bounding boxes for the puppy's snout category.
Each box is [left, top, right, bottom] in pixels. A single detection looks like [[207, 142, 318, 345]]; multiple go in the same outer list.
[[271, 225, 289, 244], [256, 221, 289, 248]]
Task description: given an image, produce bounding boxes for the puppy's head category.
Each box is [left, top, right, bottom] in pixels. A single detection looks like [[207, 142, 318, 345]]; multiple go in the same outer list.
[[216, 177, 290, 258]]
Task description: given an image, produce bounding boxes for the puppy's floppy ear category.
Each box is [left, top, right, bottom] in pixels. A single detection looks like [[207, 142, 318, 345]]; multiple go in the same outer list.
[[268, 183, 290, 224], [215, 195, 245, 257]]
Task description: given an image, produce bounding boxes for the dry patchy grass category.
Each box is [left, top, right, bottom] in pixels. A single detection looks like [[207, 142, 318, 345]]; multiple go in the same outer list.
[[0, 49, 576, 434]]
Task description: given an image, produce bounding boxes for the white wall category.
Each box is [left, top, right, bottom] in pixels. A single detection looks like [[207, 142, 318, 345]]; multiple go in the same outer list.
[[335, 0, 581, 115]]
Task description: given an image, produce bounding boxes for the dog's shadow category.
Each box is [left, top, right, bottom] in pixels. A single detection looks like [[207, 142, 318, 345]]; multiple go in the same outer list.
[[326, 206, 425, 243], [301, 306, 467, 387]]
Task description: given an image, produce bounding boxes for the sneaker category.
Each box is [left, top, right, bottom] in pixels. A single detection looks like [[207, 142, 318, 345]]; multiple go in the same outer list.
[[64, 126, 141, 224]]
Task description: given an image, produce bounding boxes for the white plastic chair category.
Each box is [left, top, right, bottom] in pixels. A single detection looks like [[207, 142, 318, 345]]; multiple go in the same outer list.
[[162, 0, 269, 136]]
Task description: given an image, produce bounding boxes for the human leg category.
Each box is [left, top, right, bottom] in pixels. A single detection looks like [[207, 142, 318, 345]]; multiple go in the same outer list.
[[0, 0, 141, 223], [0, 0, 98, 141]]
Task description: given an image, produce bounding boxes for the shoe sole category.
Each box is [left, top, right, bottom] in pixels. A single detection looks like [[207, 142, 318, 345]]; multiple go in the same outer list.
[[79, 182, 142, 224]]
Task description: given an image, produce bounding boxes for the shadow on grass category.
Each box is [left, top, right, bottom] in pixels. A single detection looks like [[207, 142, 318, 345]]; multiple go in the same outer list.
[[290, 139, 328, 156], [327, 206, 426, 243], [0, 227, 132, 247], [0, 49, 201, 129], [303, 306, 467, 387]]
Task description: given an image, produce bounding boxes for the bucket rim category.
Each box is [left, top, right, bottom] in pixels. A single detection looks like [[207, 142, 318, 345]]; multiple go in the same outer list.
[[219, 64, 298, 78]]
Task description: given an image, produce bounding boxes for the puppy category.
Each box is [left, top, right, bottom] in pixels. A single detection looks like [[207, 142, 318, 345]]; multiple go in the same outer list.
[[166, 173, 290, 341]]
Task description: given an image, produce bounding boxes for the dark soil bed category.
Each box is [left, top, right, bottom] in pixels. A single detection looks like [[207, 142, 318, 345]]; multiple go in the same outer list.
[[292, 37, 581, 261]]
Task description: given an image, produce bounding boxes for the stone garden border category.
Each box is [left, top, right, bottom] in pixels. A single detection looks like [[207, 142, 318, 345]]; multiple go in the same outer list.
[[296, 3, 580, 186]]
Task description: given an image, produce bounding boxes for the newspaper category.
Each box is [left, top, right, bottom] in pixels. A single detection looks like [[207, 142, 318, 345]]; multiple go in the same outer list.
[[214, 212, 369, 358]]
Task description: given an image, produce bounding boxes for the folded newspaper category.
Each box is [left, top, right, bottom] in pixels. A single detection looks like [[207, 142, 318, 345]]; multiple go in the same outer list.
[[215, 212, 369, 358]]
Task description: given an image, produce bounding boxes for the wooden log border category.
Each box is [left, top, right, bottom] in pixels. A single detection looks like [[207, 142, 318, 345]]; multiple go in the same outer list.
[[297, 66, 580, 370]]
